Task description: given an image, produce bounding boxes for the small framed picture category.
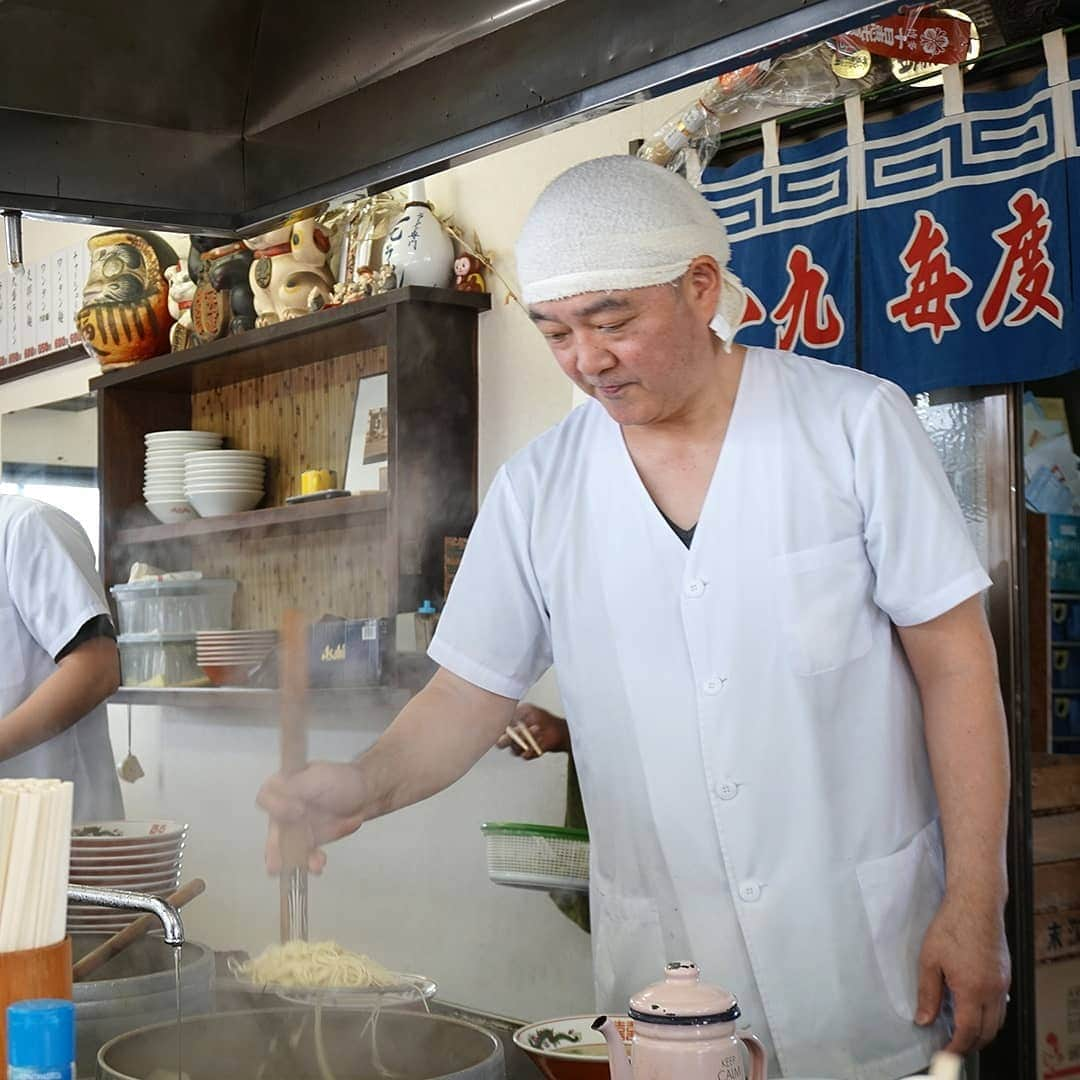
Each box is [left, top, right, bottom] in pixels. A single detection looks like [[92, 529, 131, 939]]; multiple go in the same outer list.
[[344, 373, 390, 492]]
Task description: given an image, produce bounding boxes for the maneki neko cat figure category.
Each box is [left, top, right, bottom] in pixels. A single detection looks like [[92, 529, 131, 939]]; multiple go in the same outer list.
[[243, 214, 335, 326], [76, 230, 178, 368], [188, 235, 255, 344], [165, 261, 196, 351]]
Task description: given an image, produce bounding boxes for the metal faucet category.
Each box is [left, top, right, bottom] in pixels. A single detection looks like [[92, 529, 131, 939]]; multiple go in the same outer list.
[[67, 884, 185, 945]]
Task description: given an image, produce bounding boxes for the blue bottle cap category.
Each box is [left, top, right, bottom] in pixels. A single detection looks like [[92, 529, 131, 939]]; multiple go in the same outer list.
[[7, 1000, 75, 1067], [417, 600, 437, 615]]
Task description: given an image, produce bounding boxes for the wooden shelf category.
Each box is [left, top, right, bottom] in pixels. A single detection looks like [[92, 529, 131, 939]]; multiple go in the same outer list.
[[0, 344, 87, 385], [110, 685, 411, 711], [89, 286, 490, 395], [115, 492, 388, 545], [98, 288, 481, 634]]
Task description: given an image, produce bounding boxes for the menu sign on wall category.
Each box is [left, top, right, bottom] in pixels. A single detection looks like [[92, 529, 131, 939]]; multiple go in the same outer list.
[[35, 257, 52, 357], [52, 250, 68, 351], [5, 271, 18, 364], [0, 244, 87, 367], [20, 263, 34, 362]]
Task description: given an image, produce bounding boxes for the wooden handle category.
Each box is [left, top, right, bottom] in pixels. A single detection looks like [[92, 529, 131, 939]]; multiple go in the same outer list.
[[278, 609, 309, 873], [71, 878, 206, 982], [279, 610, 309, 942]]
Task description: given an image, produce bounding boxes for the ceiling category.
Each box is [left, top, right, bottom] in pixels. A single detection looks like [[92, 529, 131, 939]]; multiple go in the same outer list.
[[1, 0, 920, 234]]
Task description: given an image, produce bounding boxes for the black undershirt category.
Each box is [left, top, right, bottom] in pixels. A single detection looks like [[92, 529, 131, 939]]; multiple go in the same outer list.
[[55, 614, 116, 663], [659, 510, 697, 549]]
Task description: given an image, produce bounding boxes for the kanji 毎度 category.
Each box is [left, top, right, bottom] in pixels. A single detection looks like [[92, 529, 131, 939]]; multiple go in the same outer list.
[[886, 210, 972, 344], [977, 188, 1063, 331]]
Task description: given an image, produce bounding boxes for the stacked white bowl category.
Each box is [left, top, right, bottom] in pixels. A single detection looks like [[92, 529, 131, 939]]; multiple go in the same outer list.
[[144, 430, 223, 524], [184, 450, 267, 517], [68, 820, 187, 933]]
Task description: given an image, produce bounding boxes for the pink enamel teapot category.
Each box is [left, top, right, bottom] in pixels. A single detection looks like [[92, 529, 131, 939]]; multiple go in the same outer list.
[[593, 962, 766, 1080]]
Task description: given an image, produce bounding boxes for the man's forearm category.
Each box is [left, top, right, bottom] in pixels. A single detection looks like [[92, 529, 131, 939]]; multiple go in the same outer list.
[[901, 599, 1010, 907], [924, 673, 1010, 905], [0, 638, 119, 761], [353, 667, 517, 821]]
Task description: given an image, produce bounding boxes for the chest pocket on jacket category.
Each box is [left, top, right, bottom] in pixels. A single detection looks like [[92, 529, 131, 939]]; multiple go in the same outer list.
[[774, 535, 874, 676]]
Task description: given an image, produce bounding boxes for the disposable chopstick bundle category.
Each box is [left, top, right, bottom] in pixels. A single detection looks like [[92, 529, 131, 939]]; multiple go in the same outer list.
[[0, 779, 73, 952]]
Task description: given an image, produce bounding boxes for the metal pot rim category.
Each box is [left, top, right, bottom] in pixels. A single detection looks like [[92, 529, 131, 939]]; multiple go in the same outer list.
[[96, 1005, 502, 1080]]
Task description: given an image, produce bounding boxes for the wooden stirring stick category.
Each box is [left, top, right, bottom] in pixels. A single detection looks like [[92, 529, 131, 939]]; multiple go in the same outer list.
[[279, 609, 309, 943], [72, 878, 206, 981]]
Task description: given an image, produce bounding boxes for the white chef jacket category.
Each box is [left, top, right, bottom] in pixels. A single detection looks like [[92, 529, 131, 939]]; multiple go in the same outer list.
[[0, 496, 123, 822], [430, 347, 991, 1080]]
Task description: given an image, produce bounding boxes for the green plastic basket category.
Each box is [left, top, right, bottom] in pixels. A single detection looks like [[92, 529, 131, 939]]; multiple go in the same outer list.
[[481, 822, 590, 893]]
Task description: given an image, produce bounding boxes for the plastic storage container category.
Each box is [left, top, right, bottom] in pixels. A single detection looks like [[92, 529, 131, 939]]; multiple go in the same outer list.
[[110, 579, 236, 636], [117, 633, 204, 688]]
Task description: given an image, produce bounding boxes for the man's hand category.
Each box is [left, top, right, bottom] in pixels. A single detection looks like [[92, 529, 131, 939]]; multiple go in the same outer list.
[[256, 667, 517, 873], [257, 762, 367, 875], [916, 891, 1011, 1053], [496, 703, 571, 758]]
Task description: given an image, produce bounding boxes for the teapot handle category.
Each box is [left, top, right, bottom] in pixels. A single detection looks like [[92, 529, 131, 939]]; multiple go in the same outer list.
[[738, 1032, 767, 1080]]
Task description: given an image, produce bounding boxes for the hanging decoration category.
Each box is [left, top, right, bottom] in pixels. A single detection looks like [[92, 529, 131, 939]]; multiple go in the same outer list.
[[699, 34, 1078, 394]]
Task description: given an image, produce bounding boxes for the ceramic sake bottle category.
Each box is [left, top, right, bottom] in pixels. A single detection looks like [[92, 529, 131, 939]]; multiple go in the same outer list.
[[382, 181, 454, 288]]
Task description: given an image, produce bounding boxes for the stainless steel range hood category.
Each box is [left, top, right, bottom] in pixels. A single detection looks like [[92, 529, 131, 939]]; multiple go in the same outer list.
[[0, 0, 902, 235]]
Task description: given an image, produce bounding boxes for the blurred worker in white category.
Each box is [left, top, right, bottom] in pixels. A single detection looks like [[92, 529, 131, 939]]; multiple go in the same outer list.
[[0, 495, 122, 820]]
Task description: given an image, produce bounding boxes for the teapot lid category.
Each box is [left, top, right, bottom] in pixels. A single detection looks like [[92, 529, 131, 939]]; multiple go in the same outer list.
[[628, 963, 740, 1026]]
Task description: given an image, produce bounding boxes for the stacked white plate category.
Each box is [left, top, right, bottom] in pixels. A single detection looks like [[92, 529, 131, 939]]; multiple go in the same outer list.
[[196, 630, 278, 685], [184, 450, 266, 517], [144, 430, 223, 524], [68, 820, 187, 934]]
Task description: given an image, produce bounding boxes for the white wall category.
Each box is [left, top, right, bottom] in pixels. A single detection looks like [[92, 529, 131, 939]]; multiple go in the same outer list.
[[1, 79, 713, 1021], [2, 405, 96, 468]]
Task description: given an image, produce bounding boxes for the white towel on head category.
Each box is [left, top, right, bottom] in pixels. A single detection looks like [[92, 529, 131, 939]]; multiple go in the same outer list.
[[515, 155, 747, 346]]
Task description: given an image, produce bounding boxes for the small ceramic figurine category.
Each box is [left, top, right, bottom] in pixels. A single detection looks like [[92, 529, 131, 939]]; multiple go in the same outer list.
[[76, 230, 178, 368], [373, 264, 397, 294], [308, 286, 333, 313], [453, 254, 486, 293], [243, 213, 335, 326], [355, 267, 375, 298], [188, 236, 255, 343], [165, 261, 196, 351]]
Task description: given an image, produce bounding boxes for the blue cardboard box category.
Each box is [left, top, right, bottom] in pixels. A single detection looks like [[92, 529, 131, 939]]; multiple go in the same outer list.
[[309, 618, 391, 687]]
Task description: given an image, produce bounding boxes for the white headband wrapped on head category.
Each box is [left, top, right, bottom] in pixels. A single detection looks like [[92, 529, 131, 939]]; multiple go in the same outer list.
[[515, 155, 747, 347]]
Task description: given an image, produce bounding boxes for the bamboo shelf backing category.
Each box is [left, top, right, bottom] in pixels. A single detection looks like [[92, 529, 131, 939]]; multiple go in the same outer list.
[[192, 347, 386, 507], [193, 513, 389, 629]]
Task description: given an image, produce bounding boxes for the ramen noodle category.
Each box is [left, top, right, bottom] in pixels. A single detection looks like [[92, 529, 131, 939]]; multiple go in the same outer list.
[[234, 939, 398, 989]]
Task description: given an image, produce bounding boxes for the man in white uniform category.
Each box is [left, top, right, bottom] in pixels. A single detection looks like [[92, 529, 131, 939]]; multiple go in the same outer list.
[[259, 156, 1010, 1078], [0, 495, 123, 821]]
